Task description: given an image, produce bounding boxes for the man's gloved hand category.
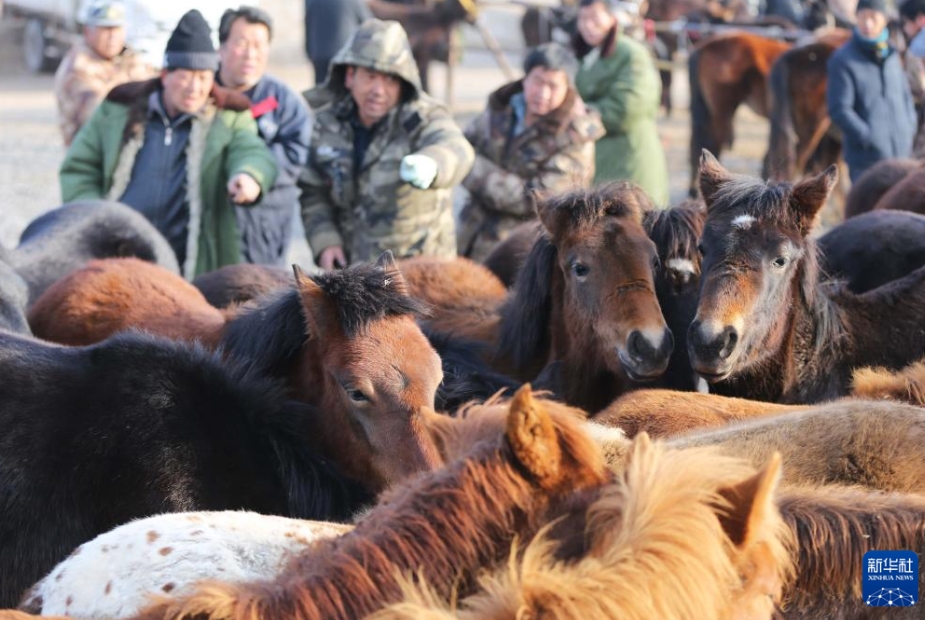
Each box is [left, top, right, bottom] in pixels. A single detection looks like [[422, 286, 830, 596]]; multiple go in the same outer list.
[[399, 154, 438, 189]]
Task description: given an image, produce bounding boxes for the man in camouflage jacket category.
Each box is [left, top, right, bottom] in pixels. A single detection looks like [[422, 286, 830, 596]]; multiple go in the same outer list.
[[458, 42, 604, 261], [299, 18, 475, 269], [54, 0, 153, 145]]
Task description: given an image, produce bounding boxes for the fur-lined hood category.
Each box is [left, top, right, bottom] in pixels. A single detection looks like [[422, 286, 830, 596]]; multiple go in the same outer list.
[[106, 78, 252, 145], [486, 80, 604, 144]]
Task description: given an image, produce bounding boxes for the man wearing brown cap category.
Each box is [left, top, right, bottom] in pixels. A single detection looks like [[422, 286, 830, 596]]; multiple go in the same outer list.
[[59, 9, 277, 279], [54, 0, 154, 145], [827, 0, 917, 181]]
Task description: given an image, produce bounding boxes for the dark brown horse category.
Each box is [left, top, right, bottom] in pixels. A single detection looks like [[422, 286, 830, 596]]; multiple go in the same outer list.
[[765, 28, 851, 183], [844, 157, 918, 218], [119, 384, 611, 620], [192, 263, 293, 309], [688, 151, 925, 403], [29, 253, 445, 494], [873, 165, 925, 216], [497, 184, 673, 412], [367, 0, 477, 92], [688, 31, 792, 197]]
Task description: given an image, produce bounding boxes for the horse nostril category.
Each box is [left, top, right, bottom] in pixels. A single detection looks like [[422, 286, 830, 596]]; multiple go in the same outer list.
[[719, 326, 738, 359]]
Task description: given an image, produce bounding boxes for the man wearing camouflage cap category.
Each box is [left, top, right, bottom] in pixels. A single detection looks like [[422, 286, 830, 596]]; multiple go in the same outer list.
[[54, 0, 154, 145], [299, 18, 475, 269]]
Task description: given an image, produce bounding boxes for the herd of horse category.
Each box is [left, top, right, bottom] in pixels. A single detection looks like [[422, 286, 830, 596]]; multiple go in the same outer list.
[[3, 146, 925, 618]]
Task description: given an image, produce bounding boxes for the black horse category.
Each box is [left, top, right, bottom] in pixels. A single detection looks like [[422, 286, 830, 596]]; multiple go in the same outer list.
[[819, 210, 925, 294], [10, 200, 179, 306], [0, 330, 369, 607]]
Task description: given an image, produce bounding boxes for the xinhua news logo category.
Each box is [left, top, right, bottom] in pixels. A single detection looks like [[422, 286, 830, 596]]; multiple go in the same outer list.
[[863, 551, 918, 607]]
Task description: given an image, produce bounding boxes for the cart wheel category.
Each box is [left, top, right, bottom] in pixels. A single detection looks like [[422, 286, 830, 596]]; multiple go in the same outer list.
[[23, 17, 59, 73]]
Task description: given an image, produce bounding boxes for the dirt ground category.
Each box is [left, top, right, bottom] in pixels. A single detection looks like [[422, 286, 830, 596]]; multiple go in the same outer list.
[[0, 1, 772, 260]]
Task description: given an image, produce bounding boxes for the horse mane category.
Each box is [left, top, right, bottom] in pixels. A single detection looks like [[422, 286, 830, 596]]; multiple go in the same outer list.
[[543, 182, 648, 231], [497, 233, 557, 373], [220, 263, 428, 376], [101, 331, 367, 520], [643, 201, 706, 267], [708, 173, 846, 362], [369, 439, 793, 620], [777, 485, 925, 611], [220, 289, 307, 378], [312, 263, 429, 337], [137, 393, 606, 620]]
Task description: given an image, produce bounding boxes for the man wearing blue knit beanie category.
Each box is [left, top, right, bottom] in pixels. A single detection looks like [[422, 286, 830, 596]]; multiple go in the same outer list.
[[827, 0, 917, 182], [59, 9, 278, 279]]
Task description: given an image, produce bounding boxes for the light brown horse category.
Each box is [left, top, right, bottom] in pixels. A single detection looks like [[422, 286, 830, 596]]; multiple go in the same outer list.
[[688, 152, 925, 403], [852, 357, 925, 407], [775, 485, 925, 620], [111, 384, 611, 620], [29, 253, 445, 495], [368, 436, 791, 620], [688, 32, 792, 197]]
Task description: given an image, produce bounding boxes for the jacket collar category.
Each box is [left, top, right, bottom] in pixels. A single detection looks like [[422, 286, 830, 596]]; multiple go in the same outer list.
[[488, 80, 581, 136]]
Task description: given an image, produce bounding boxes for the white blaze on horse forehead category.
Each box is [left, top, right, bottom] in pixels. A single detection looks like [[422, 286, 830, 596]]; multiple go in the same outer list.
[[667, 258, 696, 275], [731, 214, 757, 230]]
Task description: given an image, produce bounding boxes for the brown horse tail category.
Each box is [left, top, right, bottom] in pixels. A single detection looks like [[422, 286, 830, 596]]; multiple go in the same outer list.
[[688, 48, 710, 198], [767, 50, 797, 181]]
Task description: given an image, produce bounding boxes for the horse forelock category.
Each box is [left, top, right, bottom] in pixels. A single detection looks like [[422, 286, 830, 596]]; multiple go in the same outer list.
[[312, 264, 429, 338], [644, 202, 706, 267], [545, 183, 647, 235]]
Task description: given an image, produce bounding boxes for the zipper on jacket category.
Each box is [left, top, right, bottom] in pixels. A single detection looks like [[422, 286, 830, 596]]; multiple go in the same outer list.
[[164, 125, 173, 146]]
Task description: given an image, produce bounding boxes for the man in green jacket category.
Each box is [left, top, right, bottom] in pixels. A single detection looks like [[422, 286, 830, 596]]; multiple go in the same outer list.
[[299, 19, 475, 269], [573, 0, 669, 206], [59, 9, 277, 279]]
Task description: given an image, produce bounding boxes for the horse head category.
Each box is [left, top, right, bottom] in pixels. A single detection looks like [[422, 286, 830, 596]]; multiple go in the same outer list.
[[536, 183, 673, 382], [688, 150, 837, 382], [293, 252, 444, 492]]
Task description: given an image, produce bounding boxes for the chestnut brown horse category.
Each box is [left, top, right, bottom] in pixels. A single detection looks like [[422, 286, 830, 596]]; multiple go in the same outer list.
[[370, 436, 791, 620], [688, 152, 925, 403], [765, 28, 851, 183], [116, 384, 610, 620], [29, 253, 445, 495], [688, 32, 792, 197], [367, 0, 477, 92]]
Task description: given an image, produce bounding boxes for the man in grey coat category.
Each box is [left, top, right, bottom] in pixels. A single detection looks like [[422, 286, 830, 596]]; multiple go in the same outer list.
[[827, 0, 917, 182], [304, 0, 371, 84]]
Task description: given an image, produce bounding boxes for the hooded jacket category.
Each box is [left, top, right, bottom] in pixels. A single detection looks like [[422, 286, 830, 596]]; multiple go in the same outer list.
[[298, 19, 475, 264]]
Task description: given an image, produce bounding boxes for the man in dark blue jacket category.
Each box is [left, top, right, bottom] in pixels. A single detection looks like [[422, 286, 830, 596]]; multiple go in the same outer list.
[[218, 6, 312, 265], [827, 0, 917, 182]]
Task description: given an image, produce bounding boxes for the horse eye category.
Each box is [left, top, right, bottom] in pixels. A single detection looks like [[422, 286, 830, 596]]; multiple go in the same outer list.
[[571, 262, 589, 278], [653, 255, 661, 271], [346, 388, 369, 403], [697, 243, 705, 256], [772, 256, 788, 269]]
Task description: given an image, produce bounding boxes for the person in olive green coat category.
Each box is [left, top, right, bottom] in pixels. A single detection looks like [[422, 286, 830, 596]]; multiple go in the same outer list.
[[59, 10, 277, 279], [573, 0, 669, 206]]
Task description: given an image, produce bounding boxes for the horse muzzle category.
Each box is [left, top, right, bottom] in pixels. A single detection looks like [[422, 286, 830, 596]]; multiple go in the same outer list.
[[619, 327, 674, 380], [687, 319, 739, 381]]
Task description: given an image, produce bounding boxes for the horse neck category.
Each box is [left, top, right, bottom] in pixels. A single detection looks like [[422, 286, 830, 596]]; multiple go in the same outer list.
[[268, 445, 551, 620]]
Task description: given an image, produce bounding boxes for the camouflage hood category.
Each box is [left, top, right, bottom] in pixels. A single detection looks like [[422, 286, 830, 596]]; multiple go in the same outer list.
[[324, 19, 422, 101]]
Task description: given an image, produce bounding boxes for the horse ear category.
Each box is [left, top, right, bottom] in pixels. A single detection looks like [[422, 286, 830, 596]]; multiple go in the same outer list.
[[292, 264, 335, 337], [790, 165, 838, 234], [715, 452, 782, 549], [699, 149, 731, 207], [535, 195, 566, 239], [506, 383, 563, 490], [374, 250, 411, 297]]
